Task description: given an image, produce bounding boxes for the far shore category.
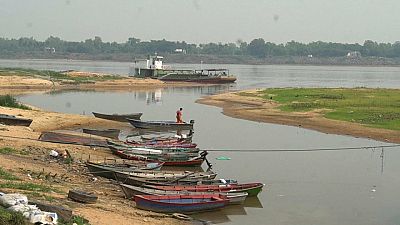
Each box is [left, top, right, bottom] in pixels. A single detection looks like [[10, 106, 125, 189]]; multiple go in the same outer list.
[[196, 90, 400, 144], [2, 55, 400, 67]]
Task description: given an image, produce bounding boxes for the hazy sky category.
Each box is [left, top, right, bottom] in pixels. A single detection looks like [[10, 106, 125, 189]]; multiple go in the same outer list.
[[0, 0, 399, 44]]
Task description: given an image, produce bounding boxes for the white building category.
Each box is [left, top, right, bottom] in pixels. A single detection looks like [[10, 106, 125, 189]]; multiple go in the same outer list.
[[174, 48, 186, 54], [346, 51, 361, 58]]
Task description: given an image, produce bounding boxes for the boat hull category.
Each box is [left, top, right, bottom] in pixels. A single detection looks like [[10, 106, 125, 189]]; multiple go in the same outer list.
[[134, 194, 228, 213], [148, 183, 265, 197], [86, 162, 164, 179], [114, 170, 216, 182], [127, 119, 194, 130], [114, 151, 205, 166], [92, 112, 142, 122], [0, 114, 32, 127], [110, 146, 207, 167], [121, 184, 247, 204], [159, 76, 236, 84]]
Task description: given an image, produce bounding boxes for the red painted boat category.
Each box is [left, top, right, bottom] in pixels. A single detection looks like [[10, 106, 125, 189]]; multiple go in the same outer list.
[[134, 194, 229, 213]]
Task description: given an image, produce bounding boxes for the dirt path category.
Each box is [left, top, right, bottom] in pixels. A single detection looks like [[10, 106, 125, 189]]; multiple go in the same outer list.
[[196, 90, 400, 144]]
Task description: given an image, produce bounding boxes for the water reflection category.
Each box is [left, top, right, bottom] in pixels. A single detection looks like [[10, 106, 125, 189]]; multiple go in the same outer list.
[[243, 196, 263, 208], [192, 198, 263, 224], [133, 89, 163, 105]]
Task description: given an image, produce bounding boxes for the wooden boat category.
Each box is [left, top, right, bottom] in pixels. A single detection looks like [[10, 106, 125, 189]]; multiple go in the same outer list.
[[146, 183, 265, 197], [83, 128, 120, 139], [92, 112, 142, 122], [108, 146, 200, 161], [39, 131, 107, 147], [0, 114, 32, 127], [68, 190, 97, 204], [120, 184, 248, 204], [107, 140, 199, 154], [114, 170, 216, 181], [125, 140, 197, 149], [112, 174, 235, 186], [112, 149, 207, 167], [85, 161, 164, 180], [140, 134, 193, 143], [140, 130, 194, 142], [134, 194, 228, 213], [127, 119, 194, 130]]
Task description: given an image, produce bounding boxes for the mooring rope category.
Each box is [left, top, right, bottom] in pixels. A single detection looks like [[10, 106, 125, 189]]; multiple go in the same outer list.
[[203, 144, 400, 152]]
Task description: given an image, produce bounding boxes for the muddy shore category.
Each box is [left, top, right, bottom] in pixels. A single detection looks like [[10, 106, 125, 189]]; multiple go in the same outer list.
[[196, 90, 400, 144]]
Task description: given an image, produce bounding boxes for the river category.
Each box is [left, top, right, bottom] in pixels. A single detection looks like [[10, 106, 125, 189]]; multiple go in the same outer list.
[[2, 59, 400, 225]]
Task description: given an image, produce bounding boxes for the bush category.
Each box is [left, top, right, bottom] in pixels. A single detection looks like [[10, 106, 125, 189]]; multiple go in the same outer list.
[[0, 207, 29, 225], [0, 95, 30, 110]]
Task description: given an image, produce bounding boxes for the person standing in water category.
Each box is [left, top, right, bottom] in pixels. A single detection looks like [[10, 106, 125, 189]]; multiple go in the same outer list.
[[176, 107, 183, 123]]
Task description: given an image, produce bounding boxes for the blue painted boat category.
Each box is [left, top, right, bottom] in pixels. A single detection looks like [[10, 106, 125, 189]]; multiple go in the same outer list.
[[134, 194, 228, 213]]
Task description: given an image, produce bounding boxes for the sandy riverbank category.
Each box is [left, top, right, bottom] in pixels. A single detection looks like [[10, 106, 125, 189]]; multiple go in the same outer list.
[[0, 71, 214, 91], [196, 90, 400, 144], [0, 106, 187, 225]]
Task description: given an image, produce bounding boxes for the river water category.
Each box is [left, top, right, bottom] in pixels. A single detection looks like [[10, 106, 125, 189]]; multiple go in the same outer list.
[[2, 59, 400, 225]]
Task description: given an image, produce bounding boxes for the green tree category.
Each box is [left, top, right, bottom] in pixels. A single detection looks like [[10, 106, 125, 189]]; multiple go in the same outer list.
[[247, 38, 266, 58]]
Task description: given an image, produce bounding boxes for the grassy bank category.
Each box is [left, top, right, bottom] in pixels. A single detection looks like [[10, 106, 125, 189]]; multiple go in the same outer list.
[[0, 95, 30, 110], [254, 88, 400, 130], [0, 67, 123, 84]]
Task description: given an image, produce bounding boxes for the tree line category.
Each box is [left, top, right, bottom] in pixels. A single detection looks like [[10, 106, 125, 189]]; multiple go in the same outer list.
[[1, 36, 400, 58]]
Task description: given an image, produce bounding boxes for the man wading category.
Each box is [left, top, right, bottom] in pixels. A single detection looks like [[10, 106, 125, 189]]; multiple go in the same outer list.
[[176, 107, 183, 123]]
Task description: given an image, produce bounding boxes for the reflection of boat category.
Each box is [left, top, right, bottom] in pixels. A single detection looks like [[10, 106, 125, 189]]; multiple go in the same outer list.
[[134, 194, 229, 213], [191, 210, 231, 224], [82, 128, 120, 139], [0, 114, 32, 127], [92, 112, 142, 122], [131, 55, 236, 83], [222, 204, 247, 215], [243, 196, 263, 208], [127, 119, 194, 130]]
